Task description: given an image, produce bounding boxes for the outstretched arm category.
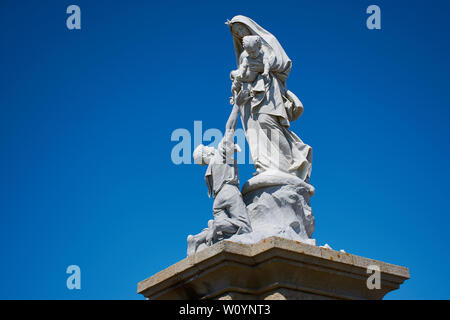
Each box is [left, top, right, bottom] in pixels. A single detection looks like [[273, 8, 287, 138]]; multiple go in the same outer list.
[[225, 104, 239, 133], [219, 104, 240, 160]]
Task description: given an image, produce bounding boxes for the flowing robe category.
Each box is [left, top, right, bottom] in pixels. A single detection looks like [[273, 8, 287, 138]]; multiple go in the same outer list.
[[229, 15, 313, 181]]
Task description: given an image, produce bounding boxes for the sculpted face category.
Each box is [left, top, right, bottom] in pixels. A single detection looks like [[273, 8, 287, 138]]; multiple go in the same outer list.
[[243, 36, 261, 59], [244, 45, 255, 58], [193, 145, 216, 165], [231, 23, 251, 39], [202, 146, 216, 165], [244, 43, 259, 58]]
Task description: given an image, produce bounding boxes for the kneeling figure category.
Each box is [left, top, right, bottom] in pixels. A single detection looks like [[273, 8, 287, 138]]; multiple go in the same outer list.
[[187, 104, 252, 255]]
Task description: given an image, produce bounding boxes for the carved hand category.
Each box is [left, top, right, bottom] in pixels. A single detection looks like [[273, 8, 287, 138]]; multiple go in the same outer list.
[[235, 89, 251, 106]]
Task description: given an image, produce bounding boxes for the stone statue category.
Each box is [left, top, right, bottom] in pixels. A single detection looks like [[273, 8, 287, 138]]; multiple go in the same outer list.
[[187, 102, 252, 255], [226, 16, 316, 246], [230, 35, 272, 98], [187, 16, 316, 255], [227, 15, 312, 180]]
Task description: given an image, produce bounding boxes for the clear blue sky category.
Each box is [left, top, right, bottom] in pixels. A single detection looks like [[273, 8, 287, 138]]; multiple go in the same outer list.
[[1, 0, 449, 299]]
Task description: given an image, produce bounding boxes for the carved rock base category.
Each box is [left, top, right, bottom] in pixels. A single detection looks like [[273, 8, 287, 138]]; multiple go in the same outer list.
[[229, 170, 316, 245]]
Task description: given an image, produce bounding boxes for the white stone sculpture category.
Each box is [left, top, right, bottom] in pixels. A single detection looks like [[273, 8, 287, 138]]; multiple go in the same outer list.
[[187, 16, 316, 255], [226, 15, 316, 246], [230, 35, 272, 101], [187, 103, 252, 255], [227, 15, 312, 179]]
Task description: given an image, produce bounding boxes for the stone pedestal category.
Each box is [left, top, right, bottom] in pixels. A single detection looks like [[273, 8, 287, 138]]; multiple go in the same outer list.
[[137, 237, 410, 300]]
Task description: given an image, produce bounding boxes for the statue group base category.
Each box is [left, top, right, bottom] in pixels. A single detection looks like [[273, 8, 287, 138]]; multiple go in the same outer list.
[[137, 237, 409, 300]]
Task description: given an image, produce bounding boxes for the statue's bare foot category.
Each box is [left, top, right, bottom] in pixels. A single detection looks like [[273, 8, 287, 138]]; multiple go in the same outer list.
[[187, 235, 197, 256]]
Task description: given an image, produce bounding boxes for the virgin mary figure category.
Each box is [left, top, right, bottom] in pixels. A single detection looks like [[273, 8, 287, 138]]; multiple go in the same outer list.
[[227, 15, 312, 182]]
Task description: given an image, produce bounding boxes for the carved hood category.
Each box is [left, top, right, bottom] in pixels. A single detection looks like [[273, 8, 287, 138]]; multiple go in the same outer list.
[[228, 15, 292, 84]]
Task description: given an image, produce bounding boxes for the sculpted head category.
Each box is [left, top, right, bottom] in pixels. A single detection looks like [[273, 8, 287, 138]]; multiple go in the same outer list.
[[231, 22, 251, 39], [193, 144, 216, 165], [242, 35, 262, 58]]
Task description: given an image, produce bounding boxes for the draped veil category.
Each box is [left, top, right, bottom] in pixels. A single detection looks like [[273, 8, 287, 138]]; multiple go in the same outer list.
[[228, 15, 313, 181]]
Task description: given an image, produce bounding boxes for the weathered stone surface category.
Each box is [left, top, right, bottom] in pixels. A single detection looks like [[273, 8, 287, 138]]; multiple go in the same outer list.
[[138, 237, 410, 300], [229, 170, 316, 245]]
